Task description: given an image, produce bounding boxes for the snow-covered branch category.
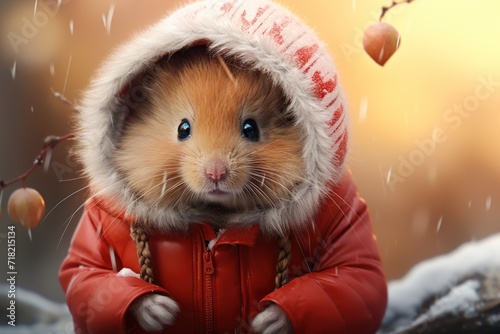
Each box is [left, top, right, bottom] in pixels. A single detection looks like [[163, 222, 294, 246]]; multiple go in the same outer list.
[[380, 233, 500, 334]]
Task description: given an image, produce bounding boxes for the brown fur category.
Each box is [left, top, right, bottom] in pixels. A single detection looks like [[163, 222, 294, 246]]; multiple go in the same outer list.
[[115, 47, 304, 225]]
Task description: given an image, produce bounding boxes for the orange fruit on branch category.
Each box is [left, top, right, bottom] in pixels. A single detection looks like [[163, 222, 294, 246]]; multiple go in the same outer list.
[[363, 22, 401, 66], [7, 188, 45, 228]]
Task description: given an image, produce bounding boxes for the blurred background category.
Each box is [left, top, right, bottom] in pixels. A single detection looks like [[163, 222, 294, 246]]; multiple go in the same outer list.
[[0, 0, 499, 309]]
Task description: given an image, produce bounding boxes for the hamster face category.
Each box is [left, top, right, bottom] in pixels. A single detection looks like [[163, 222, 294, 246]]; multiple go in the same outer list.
[[115, 47, 304, 223]]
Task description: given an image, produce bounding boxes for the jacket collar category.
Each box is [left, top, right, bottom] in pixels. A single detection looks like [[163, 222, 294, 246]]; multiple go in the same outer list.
[[90, 196, 136, 225], [199, 223, 260, 248], [93, 196, 261, 247]]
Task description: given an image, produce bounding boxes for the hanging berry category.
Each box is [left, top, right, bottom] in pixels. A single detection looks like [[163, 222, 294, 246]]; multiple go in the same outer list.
[[8, 188, 45, 228]]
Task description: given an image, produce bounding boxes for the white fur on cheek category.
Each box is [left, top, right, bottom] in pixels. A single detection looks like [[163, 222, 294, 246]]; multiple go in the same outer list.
[[252, 304, 293, 334], [131, 294, 180, 332]]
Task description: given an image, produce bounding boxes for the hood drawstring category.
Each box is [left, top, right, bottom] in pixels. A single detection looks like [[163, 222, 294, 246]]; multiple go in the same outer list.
[[130, 224, 291, 289], [130, 225, 154, 284], [275, 235, 291, 289]]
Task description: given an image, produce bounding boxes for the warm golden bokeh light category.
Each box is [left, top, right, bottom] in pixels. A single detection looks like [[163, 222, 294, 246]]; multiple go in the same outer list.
[[1, 2, 65, 66]]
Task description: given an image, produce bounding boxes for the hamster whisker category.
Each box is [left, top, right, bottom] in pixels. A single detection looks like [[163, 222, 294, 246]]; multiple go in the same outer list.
[[245, 179, 278, 209], [252, 168, 294, 185], [129, 174, 169, 199], [57, 181, 123, 236], [292, 228, 314, 274], [326, 190, 379, 261], [136, 183, 168, 201], [145, 182, 171, 206], [185, 190, 202, 211], [171, 185, 192, 210], [57, 204, 86, 250], [236, 150, 257, 160], [253, 165, 317, 194], [56, 175, 88, 182], [134, 175, 184, 204], [240, 183, 265, 209], [136, 170, 178, 187], [42, 183, 92, 224], [249, 170, 294, 198], [162, 177, 187, 195], [150, 179, 187, 208], [252, 165, 308, 183], [100, 214, 127, 243], [179, 145, 202, 160]]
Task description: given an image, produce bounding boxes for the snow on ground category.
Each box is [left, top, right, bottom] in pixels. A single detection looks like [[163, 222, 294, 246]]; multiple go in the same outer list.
[[381, 233, 500, 331], [411, 279, 481, 326], [0, 284, 72, 334]]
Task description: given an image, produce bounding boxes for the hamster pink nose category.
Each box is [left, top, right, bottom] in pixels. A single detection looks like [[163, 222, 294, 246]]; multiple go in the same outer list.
[[205, 160, 227, 181]]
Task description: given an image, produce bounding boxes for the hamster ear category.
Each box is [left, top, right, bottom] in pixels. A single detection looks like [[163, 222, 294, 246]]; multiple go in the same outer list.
[[114, 68, 158, 126], [273, 111, 296, 128]]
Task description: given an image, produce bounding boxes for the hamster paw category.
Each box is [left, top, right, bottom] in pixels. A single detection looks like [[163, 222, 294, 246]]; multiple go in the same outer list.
[[252, 304, 293, 334], [131, 294, 180, 332]]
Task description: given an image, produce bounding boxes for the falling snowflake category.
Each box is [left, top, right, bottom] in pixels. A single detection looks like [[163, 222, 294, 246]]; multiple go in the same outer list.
[[386, 167, 392, 185], [43, 149, 52, 173], [486, 196, 492, 210], [412, 209, 430, 236], [62, 54, 73, 95], [428, 166, 437, 184], [109, 245, 117, 272], [11, 61, 17, 80], [102, 4, 115, 35], [359, 96, 368, 122], [50, 63, 55, 77], [69, 20, 74, 35], [436, 215, 443, 233]]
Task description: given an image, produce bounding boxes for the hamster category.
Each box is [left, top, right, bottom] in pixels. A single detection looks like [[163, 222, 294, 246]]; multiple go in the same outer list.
[[117, 47, 303, 332], [60, 1, 387, 333], [115, 47, 304, 231]]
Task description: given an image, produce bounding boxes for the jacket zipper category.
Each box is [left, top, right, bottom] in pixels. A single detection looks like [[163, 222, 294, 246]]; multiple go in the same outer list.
[[204, 250, 215, 333]]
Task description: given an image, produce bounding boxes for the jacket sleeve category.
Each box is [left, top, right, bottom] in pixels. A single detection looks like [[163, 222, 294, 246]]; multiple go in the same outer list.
[[260, 172, 388, 334], [59, 201, 169, 334]]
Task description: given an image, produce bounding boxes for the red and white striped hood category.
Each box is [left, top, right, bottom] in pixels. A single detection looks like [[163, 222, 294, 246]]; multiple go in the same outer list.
[[77, 0, 350, 234]]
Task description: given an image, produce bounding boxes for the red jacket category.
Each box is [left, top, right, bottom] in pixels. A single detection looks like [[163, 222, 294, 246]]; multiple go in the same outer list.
[[59, 172, 387, 334]]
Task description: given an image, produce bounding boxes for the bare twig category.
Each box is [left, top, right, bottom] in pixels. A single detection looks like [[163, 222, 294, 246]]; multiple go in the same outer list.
[[380, 0, 416, 21], [0, 133, 75, 190]]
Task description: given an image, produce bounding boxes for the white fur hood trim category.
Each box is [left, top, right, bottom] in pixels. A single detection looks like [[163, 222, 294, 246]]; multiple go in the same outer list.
[[77, 0, 349, 235]]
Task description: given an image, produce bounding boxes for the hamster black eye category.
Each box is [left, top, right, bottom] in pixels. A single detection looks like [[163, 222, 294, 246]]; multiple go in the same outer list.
[[242, 119, 259, 142], [178, 119, 191, 140]]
